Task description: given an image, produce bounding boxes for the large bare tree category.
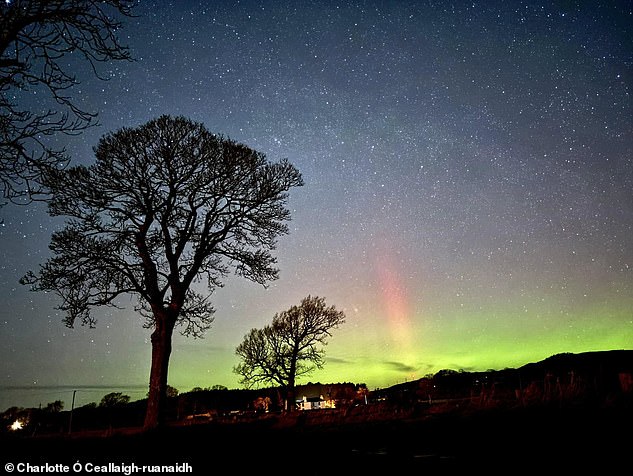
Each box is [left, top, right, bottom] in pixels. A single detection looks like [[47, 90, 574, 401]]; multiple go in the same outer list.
[[234, 295, 346, 411], [0, 0, 134, 204], [21, 115, 304, 429]]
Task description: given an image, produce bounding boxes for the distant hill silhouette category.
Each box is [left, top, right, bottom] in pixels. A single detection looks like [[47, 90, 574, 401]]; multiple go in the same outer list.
[[519, 349, 633, 375], [375, 349, 633, 402]]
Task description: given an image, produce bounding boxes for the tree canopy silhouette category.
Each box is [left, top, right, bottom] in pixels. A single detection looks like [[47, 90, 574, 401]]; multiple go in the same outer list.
[[21, 115, 304, 429], [234, 295, 346, 411], [0, 0, 134, 205], [99, 392, 130, 408]]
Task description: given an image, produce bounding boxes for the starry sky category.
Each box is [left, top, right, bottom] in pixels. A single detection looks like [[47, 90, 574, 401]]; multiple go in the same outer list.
[[1, 0, 631, 410]]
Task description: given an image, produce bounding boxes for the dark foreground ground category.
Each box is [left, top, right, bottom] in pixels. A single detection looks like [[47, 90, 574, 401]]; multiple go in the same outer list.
[[2, 402, 631, 475]]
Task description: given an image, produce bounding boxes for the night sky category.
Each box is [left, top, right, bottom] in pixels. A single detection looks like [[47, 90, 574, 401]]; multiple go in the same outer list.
[[1, 0, 631, 410]]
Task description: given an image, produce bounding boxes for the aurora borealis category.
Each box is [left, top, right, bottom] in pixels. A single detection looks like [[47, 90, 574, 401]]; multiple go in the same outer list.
[[1, 0, 631, 410]]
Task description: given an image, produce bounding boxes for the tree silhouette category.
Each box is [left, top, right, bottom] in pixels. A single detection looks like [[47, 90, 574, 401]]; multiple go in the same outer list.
[[44, 400, 64, 413], [0, 0, 134, 205], [166, 385, 179, 398], [21, 115, 303, 429], [234, 295, 346, 411], [99, 392, 130, 408]]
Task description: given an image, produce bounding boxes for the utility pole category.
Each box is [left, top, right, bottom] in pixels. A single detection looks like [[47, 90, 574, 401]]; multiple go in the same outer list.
[[68, 390, 76, 434]]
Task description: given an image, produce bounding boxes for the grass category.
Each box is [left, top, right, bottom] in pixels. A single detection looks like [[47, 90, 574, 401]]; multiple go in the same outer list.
[[2, 395, 631, 475]]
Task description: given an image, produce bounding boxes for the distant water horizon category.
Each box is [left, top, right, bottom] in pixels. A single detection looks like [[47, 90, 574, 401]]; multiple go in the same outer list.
[[0, 384, 149, 412]]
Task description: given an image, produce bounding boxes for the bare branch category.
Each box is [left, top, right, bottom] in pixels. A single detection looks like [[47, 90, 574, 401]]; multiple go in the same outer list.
[[0, 0, 135, 204], [234, 296, 346, 405], [24, 114, 302, 332]]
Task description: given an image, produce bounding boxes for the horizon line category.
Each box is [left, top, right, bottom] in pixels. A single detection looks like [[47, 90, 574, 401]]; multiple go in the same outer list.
[[0, 384, 148, 391]]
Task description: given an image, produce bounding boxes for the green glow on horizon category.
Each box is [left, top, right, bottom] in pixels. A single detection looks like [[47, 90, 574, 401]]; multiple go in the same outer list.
[[164, 297, 633, 393]]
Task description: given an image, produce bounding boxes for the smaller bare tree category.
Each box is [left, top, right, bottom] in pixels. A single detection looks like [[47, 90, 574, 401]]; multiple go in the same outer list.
[[234, 295, 346, 411]]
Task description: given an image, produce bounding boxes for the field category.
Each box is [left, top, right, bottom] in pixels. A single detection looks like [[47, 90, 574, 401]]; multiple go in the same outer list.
[[2, 398, 630, 475]]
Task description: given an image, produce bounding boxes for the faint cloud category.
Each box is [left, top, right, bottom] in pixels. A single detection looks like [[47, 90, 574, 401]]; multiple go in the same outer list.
[[384, 361, 417, 373], [326, 356, 352, 365]]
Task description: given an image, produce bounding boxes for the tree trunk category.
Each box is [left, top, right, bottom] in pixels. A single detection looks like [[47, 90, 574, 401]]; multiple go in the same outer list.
[[144, 316, 175, 430], [286, 373, 296, 412], [286, 354, 297, 412], [286, 386, 296, 412]]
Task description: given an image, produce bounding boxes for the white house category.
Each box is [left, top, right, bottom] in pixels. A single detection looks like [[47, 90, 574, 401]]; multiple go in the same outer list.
[[296, 394, 335, 411]]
